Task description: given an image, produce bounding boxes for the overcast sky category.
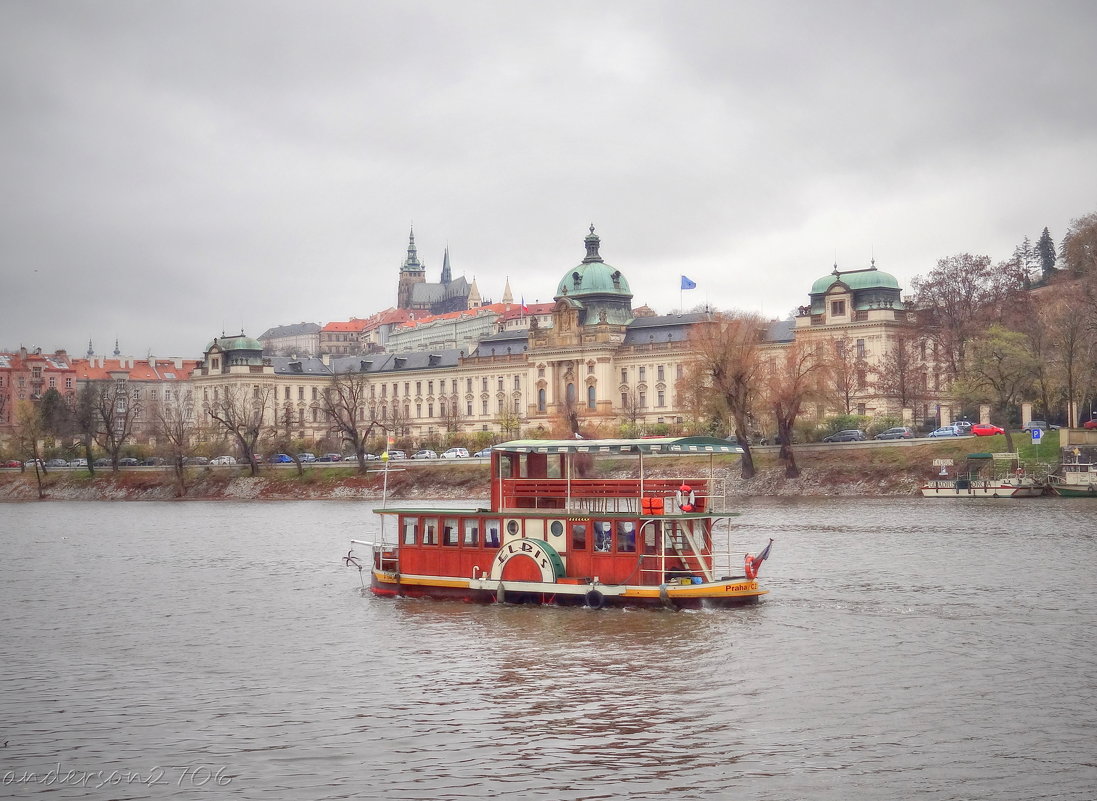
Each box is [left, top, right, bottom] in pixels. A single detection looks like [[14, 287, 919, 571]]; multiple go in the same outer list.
[[3, 0, 1096, 358]]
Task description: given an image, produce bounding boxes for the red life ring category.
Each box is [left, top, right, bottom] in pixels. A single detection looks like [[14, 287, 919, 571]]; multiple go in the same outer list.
[[675, 483, 696, 512], [744, 553, 756, 579]]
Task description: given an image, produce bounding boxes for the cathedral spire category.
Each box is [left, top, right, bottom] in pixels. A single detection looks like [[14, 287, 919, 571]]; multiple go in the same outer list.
[[501, 276, 513, 305], [440, 246, 452, 284]]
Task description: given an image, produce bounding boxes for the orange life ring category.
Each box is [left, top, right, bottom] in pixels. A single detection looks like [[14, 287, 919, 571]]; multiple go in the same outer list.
[[744, 553, 756, 579]]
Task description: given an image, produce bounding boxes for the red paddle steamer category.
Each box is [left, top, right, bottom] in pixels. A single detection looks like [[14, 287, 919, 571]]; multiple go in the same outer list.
[[348, 436, 773, 609]]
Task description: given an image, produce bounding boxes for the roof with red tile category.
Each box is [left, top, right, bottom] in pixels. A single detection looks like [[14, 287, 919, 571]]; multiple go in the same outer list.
[[70, 358, 199, 382]]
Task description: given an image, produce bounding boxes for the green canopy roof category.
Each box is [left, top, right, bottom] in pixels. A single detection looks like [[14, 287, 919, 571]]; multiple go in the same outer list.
[[492, 436, 744, 455]]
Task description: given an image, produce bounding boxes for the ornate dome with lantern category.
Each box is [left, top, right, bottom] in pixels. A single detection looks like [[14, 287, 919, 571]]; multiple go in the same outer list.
[[554, 225, 634, 326]]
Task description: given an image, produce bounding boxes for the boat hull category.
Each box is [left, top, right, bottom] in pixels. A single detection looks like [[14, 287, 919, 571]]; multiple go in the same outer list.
[[1050, 484, 1097, 497], [369, 570, 766, 610], [921, 480, 1045, 498]]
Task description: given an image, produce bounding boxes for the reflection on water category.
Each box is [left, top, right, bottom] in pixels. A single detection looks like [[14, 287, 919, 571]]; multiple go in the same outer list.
[[1, 498, 1095, 800]]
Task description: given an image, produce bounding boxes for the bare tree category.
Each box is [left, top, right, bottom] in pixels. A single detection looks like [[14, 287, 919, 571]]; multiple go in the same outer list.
[[1060, 211, 1097, 276], [951, 324, 1035, 452], [688, 312, 765, 478], [68, 382, 99, 476], [90, 380, 142, 471], [827, 337, 870, 415], [875, 332, 925, 413], [761, 343, 829, 478], [14, 400, 47, 496], [205, 384, 272, 476], [441, 393, 464, 433], [911, 253, 1026, 380], [149, 389, 194, 495], [322, 368, 379, 472]]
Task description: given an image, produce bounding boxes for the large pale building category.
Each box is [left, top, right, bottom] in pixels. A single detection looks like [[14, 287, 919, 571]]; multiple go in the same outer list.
[[189, 228, 946, 447]]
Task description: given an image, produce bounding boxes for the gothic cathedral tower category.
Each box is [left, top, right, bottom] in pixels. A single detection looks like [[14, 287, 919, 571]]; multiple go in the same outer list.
[[397, 228, 426, 309]]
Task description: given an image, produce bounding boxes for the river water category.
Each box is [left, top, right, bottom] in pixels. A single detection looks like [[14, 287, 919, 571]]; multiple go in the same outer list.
[[1, 497, 1095, 800]]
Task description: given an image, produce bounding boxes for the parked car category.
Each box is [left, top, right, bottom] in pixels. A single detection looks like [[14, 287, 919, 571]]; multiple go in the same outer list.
[[268, 453, 293, 463], [68, 458, 88, 468], [822, 429, 866, 443], [412, 449, 439, 460], [874, 427, 914, 440], [141, 457, 166, 466], [24, 458, 44, 468], [46, 458, 68, 468], [971, 423, 1005, 436], [2, 459, 22, 468], [473, 448, 492, 458], [442, 447, 469, 459], [210, 455, 237, 465], [118, 457, 139, 467], [183, 456, 210, 465], [1022, 420, 1059, 432], [297, 452, 317, 463], [953, 421, 973, 434], [386, 450, 407, 460], [1084, 418, 1097, 430], [928, 426, 960, 438]]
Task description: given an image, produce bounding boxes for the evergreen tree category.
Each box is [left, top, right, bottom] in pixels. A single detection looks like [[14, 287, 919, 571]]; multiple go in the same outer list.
[[1036, 227, 1057, 277], [1012, 235, 1037, 285]]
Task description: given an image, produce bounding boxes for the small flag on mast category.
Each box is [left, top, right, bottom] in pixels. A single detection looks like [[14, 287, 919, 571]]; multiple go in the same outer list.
[[521, 295, 529, 314], [681, 275, 697, 290]]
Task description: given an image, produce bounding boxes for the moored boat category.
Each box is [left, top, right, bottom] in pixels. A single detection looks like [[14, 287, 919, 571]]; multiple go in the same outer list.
[[346, 436, 772, 609], [1049, 460, 1097, 497], [921, 453, 1047, 498]]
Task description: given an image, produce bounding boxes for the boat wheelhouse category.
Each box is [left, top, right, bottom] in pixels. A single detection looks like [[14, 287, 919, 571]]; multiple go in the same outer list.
[[348, 436, 772, 609], [921, 453, 1047, 498]]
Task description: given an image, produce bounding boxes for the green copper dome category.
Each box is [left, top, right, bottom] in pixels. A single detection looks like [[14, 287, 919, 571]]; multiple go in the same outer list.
[[205, 334, 263, 353], [811, 263, 901, 294], [556, 225, 633, 298]]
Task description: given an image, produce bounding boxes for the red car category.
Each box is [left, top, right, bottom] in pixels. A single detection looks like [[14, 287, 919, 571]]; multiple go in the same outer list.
[[971, 423, 1005, 436], [1084, 419, 1097, 430]]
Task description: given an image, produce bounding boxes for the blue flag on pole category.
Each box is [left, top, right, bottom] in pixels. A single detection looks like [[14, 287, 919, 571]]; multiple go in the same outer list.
[[681, 275, 697, 290]]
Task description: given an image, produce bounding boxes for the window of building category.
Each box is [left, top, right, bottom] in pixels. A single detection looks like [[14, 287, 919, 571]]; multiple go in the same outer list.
[[416, 404, 422, 417], [621, 368, 627, 384], [497, 378, 503, 392], [514, 376, 520, 390], [513, 397, 520, 413], [657, 390, 665, 407], [587, 362, 595, 375], [856, 339, 866, 358], [856, 403, 866, 415], [657, 365, 664, 382], [538, 388, 546, 413], [537, 365, 545, 379], [427, 403, 433, 417], [298, 409, 304, 424], [428, 381, 433, 395], [48, 376, 56, 388], [466, 401, 473, 416], [466, 378, 472, 393], [621, 392, 628, 408], [481, 399, 488, 415], [416, 381, 421, 395], [587, 385, 596, 410], [676, 364, 684, 380], [831, 300, 846, 316], [298, 387, 304, 400], [482, 377, 488, 392], [639, 367, 646, 382], [404, 382, 409, 395]]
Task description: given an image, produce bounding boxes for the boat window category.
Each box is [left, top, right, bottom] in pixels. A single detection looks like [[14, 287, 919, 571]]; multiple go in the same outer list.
[[507, 520, 520, 536], [403, 517, 418, 545], [484, 520, 501, 548], [593, 521, 612, 552], [443, 518, 459, 546], [616, 521, 637, 553], [571, 522, 587, 550], [422, 518, 438, 546], [463, 519, 479, 547]]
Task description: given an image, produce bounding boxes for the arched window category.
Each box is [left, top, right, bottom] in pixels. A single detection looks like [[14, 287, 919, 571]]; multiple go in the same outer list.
[[587, 385, 596, 410], [566, 383, 576, 404], [537, 388, 546, 413]]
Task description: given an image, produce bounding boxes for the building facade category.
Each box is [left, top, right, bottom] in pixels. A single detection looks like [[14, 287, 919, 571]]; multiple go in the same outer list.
[[188, 229, 947, 450]]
